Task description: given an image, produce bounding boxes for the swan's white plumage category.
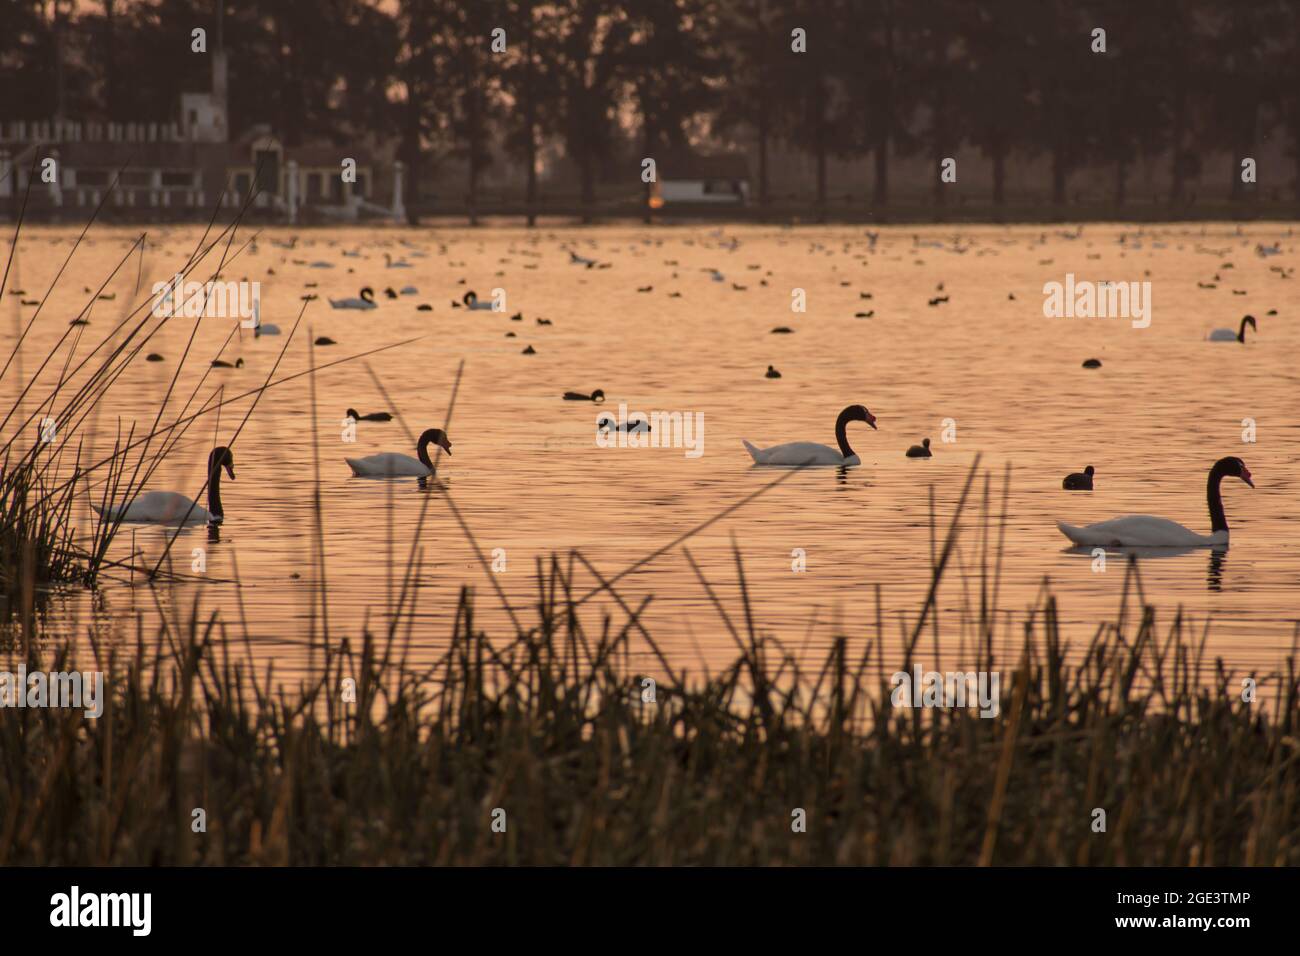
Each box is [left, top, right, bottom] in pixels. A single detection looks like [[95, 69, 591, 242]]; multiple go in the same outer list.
[[329, 296, 376, 310], [345, 452, 431, 477], [1056, 515, 1224, 548], [742, 439, 859, 467], [1207, 328, 1239, 341], [93, 491, 212, 524]]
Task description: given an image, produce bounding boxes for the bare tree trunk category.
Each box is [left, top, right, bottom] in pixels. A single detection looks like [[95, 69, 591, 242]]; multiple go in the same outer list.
[[1052, 146, 1066, 206], [992, 140, 1006, 206], [524, 0, 537, 226], [580, 150, 594, 225]]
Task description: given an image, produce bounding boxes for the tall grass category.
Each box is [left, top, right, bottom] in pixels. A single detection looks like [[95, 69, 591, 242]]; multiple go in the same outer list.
[[2, 489, 1296, 865]]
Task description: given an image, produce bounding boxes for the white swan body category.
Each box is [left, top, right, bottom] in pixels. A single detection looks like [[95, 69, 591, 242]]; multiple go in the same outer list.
[[345, 452, 431, 477], [94, 490, 213, 524], [254, 322, 281, 336], [346, 428, 452, 477], [1207, 328, 1238, 341], [1056, 516, 1222, 548], [742, 405, 877, 467], [330, 288, 378, 310], [92, 447, 235, 524], [1057, 456, 1252, 549], [743, 440, 858, 466]]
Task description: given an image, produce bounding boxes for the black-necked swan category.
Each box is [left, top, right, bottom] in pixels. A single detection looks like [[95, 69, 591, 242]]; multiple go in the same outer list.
[[563, 389, 605, 403], [93, 447, 234, 524], [211, 357, 243, 368], [385, 253, 412, 268], [463, 291, 494, 311], [329, 287, 377, 310], [346, 428, 452, 477], [1062, 465, 1095, 490], [1208, 314, 1256, 342], [742, 405, 877, 466], [906, 438, 932, 458], [346, 408, 393, 422], [1056, 456, 1253, 548]]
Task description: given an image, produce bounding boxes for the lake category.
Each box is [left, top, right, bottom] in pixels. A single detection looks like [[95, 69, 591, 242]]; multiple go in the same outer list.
[[5, 221, 1297, 688]]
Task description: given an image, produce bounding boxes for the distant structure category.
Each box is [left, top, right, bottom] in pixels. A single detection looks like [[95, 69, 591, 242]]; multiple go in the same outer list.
[[0, 7, 401, 223], [651, 151, 750, 207]]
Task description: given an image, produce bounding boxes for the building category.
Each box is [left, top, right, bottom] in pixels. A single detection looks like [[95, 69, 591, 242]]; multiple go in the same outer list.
[[0, 37, 401, 223], [651, 151, 751, 206]]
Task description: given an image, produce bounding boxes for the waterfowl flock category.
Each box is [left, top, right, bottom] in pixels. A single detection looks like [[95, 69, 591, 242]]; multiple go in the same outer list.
[[79, 225, 1284, 573]]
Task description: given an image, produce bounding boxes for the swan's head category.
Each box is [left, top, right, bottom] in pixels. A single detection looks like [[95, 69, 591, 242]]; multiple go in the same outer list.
[[463, 291, 477, 305], [345, 408, 360, 422], [360, 287, 375, 302], [209, 446, 235, 481], [847, 405, 877, 429], [591, 389, 606, 404], [419, 428, 452, 456], [1243, 314, 1257, 331], [1224, 456, 1253, 488]]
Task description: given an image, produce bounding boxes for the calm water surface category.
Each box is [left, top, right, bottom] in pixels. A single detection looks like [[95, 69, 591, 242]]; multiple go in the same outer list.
[[5, 222, 1298, 684]]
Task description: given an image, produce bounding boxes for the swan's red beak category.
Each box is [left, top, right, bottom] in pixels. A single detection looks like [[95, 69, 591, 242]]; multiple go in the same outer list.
[[225, 464, 235, 480], [866, 414, 878, 430], [438, 436, 452, 455], [1241, 467, 1253, 488]]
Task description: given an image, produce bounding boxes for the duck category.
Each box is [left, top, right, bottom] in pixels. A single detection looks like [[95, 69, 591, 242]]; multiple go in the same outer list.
[[329, 287, 377, 310], [313, 336, 336, 346], [345, 428, 452, 477], [346, 408, 393, 422], [1082, 358, 1102, 368], [742, 405, 877, 466], [93, 447, 234, 524], [905, 438, 932, 458], [597, 413, 650, 433], [765, 365, 781, 379], [1207, 314, 1256, 343], [563, 389, 605, 403], [1062, 465, 1095, 490], [1056, 456, 1252, 548]]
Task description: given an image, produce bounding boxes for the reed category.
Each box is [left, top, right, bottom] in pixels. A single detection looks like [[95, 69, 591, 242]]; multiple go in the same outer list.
[[1, 518, 1296, 865]]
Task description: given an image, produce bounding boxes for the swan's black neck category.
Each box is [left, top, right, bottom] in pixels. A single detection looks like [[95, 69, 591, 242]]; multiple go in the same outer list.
[[835, 409, 855, 459], [417, 435, 435, 471], [207, 451, 225, 520], [1207, 461, 1229, 533]]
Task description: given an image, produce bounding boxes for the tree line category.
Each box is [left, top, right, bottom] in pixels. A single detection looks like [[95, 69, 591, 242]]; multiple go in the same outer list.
[[3, 0, 1298, 220]]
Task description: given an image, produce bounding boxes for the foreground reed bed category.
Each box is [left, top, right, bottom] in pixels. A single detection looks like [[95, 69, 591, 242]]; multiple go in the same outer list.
[[2, 542, 1297, 866]]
